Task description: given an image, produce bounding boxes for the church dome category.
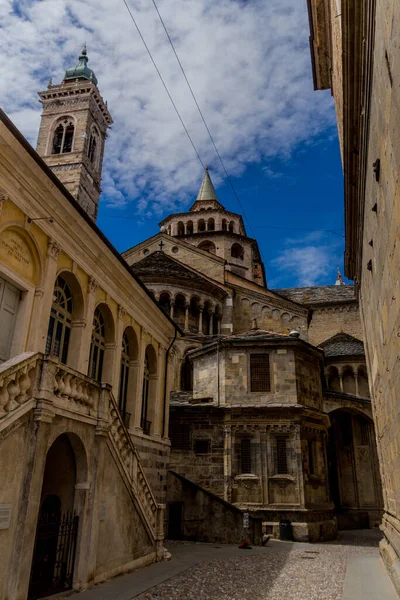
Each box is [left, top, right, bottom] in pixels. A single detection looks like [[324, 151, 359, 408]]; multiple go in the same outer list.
[[63, 46, 98, 85]]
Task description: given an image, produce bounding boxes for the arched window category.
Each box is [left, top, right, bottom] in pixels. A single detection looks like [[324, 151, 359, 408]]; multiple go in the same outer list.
[[198, 240, 216, 254], [118, 332, 130, 424], [177, 221, 184, 236], [181, 353, 193, 391], [88, 307, 106, 382], [228, 221, 235, 233], [141, 345, 157, 435], [357, 367, 370, 398], [186, 220, 194, 235], [208, 218, 215, 231], [46, 276, 73, 364], [87, 128, 99, 165], [198, 219, 206, 232], [231, 243, 244, 260], [159, 292, 171, 315], [327, 366, 341, 392], [342, 367, 356, 395], [222, 219, 227, 231], [52, 119, 74, 154]]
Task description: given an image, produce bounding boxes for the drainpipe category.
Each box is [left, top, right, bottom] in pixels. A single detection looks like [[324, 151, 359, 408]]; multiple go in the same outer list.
[[217, 339, 220, 407], [162, 328, 177, 437]]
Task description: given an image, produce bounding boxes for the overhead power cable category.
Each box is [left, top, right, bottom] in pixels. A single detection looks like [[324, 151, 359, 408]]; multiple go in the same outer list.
[[121, 0, 205, 169], [149, 0, 256, 238]]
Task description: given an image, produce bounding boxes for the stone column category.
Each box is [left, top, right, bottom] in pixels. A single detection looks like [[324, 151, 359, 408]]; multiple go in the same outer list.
[[112, 306, 126, 399], [339, 369, 344, 393], [154, 345, 166, 436], [208, 309, 214, 335], [29, 238, 60, 353], [169, 299, 175, 320], [184, 302, 190, 332], [354, 372, 359, 397], [133, 331, 147, 430], [76, 276, 97, 375], [198, 305, 204, 334], [163, 353, 174, 438]]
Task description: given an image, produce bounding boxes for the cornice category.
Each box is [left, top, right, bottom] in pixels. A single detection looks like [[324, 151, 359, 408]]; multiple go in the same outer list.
[[343, 0, 376, 285]]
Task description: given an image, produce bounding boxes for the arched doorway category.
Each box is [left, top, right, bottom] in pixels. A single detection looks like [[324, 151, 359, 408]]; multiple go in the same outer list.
[[28, 433, 86, 599], [327, 410, 382, 529], [180, 352, 193, 391]]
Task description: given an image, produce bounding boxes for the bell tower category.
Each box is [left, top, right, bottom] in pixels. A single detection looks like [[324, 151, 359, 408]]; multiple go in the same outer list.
[[36, 46, 113, 221]]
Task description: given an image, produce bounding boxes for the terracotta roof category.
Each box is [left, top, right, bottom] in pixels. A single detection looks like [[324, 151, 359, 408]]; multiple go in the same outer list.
[[320, 332, 365, 357], [274, 284, 356, 306]]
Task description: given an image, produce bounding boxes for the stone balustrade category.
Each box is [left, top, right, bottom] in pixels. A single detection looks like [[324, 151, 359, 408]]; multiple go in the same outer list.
[[0, 352, 41, 417], [54, 365, 100, 413], [0, 353, 163, 541]]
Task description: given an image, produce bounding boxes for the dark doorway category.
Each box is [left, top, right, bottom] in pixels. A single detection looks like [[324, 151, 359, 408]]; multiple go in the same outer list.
[[180, 355, 193, 391], [28, 434, 80, 598], [167, 502, 183, 539]]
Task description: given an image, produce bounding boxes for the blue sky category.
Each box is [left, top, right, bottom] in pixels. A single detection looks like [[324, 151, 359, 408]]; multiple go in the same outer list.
[[1, 0, 346, 289]]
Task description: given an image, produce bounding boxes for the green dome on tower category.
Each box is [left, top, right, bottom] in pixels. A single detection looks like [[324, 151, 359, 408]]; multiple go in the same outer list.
[[63, 45, 98, 85]]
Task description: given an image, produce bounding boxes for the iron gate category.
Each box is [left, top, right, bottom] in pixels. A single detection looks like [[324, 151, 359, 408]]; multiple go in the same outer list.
[[28, 511, 79, 599]]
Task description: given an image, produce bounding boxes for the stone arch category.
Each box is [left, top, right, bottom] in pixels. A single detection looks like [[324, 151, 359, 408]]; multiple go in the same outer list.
[[119, 325, 140, 427], [327, 365, 341, 392], [159, 291, 171, 316], [46, 270, 85, 369], [231, 242, 244, 259], [281, 312, 290, 323], [251, 302, 261, 317], [272, 309, 280, 321], [222, 219, 227, 231], [180, 347, 196, 391], [342, 366, 356, 395], [202, 300, 213, 335], [177, 221, 184, 236], [213, 304, 221, 335], [357, 366, 370, 398], [141, 343, 158, 434], [88, 302, 115, 384], [173, 294, 186, 330], [48, 114, 77, 155], [198, 240, 216, 254], [228, 221, 235, 233], [198, 219, 206, 232], [207, 217, 215, 231], [186, 220, 193, 235], [29, 432, 88, 597], [189, 296, 201, 333], [0, 224, 43, 286]]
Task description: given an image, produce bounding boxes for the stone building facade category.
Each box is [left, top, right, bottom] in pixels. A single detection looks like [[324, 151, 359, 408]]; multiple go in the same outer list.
[[307, 0, 400, 592], [0, 51, 179, 600], [123, 168, 383, 543]]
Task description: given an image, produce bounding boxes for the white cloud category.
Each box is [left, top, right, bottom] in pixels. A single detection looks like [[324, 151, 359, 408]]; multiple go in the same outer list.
[[271, 232, 343, 287], [0, 0, 335, 213]]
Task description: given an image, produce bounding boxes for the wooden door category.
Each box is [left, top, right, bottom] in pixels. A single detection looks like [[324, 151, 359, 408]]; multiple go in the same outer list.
[[0, 277, 20, 363]]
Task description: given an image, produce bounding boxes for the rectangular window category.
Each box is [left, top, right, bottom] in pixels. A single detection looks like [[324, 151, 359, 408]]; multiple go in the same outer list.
[[240, 438, 252, 473], [250, 354, 271, 392], [170, 423, 191, 450], [275, 437, 288, 474], [194, 439, 211, 455]]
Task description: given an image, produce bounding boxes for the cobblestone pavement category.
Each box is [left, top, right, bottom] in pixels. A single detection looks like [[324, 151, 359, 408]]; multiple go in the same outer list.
[[136, 531, 383, 600]]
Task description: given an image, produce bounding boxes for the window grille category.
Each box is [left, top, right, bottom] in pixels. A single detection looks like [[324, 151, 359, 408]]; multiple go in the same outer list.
[[250, 354, 271, 392], [170, 423, 190, 450], [240, 438, 252, 473], [194, 439, 210, 455], [275, 437, 288, 474]]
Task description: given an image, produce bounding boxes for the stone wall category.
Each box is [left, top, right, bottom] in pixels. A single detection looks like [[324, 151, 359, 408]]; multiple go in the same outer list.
[[358, 0, 400, 587], [308, 304, 363, 346], [166, 470, 262, 544], [131, 433, 170, 503]]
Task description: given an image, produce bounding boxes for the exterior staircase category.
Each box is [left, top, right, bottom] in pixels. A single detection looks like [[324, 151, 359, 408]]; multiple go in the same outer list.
[[0, 352, 165, 548]]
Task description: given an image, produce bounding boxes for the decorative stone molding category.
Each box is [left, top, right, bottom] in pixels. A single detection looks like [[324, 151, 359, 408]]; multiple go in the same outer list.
[[47, 238, 61, 259], [88, 275, 98, 294], [118, 305, 127, 321]]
